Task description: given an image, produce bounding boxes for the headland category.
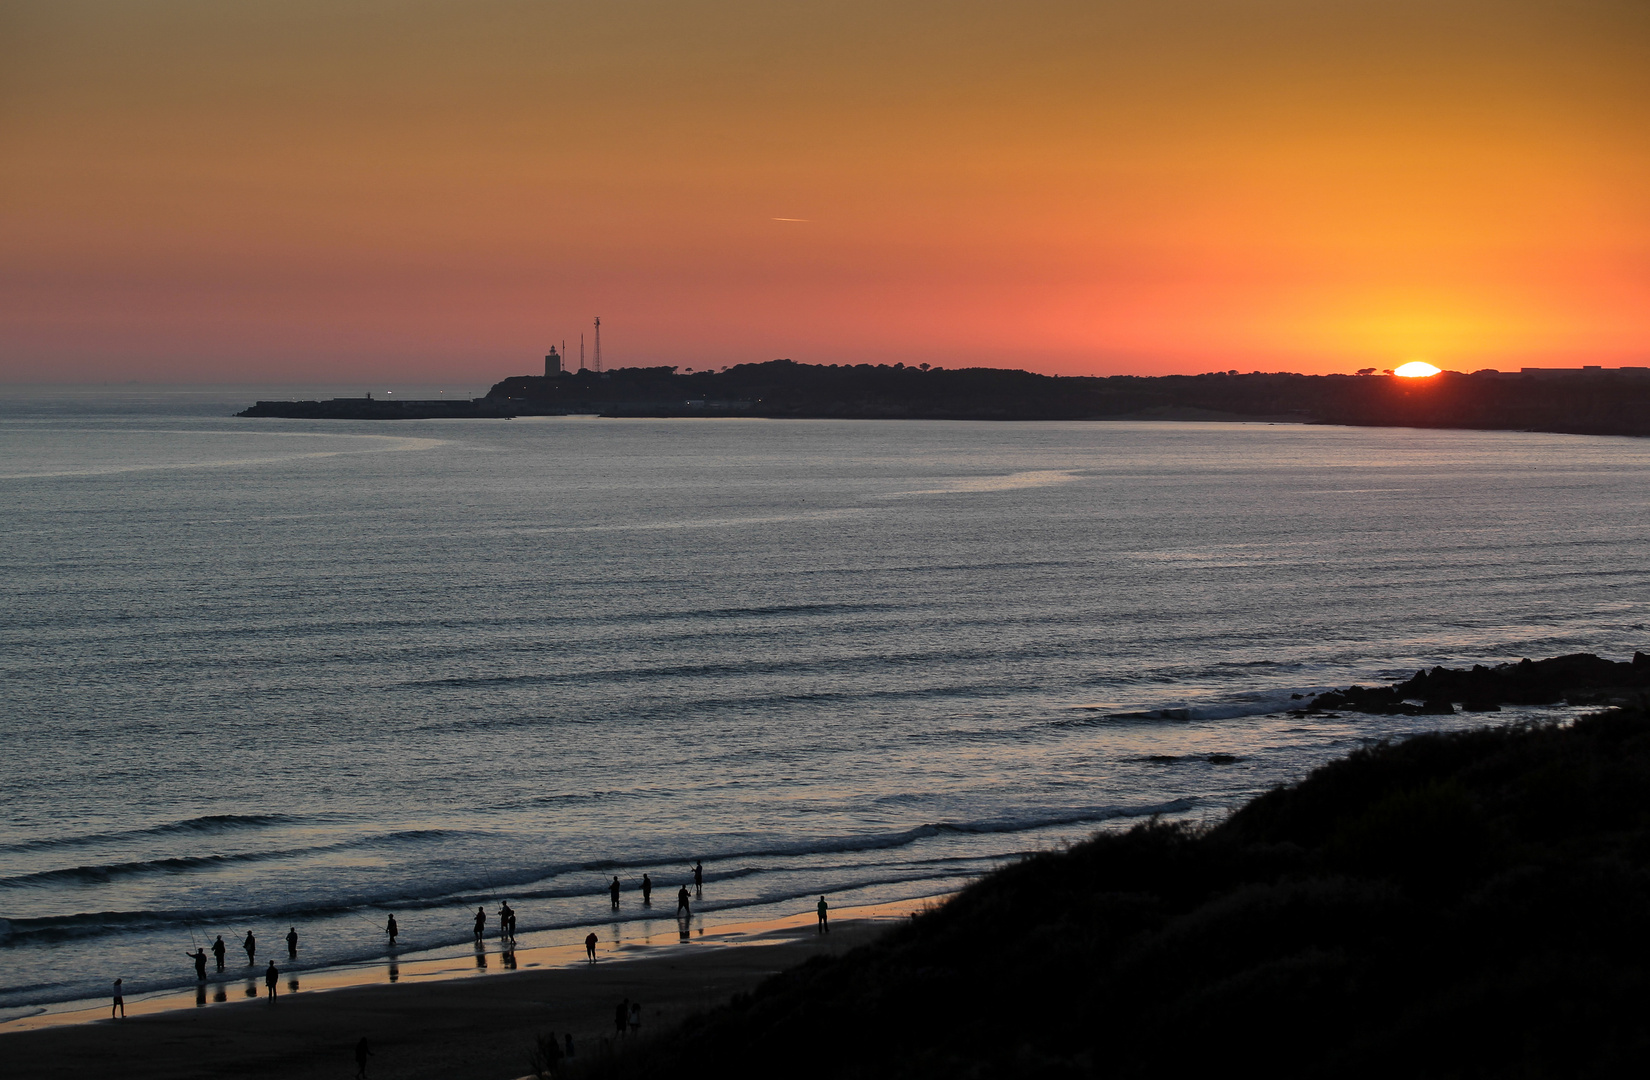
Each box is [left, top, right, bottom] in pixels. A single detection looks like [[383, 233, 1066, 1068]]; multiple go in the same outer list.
[[600, 669, 1650, 1079], [238, 360, 1650, 437]]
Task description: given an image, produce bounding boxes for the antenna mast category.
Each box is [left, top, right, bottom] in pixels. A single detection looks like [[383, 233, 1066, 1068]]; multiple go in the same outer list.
[[579, 334, 585, 371], [593, 316, 602, 373]]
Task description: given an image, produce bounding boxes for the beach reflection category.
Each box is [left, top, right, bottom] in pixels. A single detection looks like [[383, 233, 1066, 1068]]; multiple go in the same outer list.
[[387, 961, 399, 983], [287, 979, 299, 994], [213, 986, 226, 1003], [243, 982, 257, 998], [195, 985, 206, 1007]]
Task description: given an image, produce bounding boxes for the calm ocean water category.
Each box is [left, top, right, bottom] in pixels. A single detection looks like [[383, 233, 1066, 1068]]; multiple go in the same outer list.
[[3, 393, 1649, 1017]]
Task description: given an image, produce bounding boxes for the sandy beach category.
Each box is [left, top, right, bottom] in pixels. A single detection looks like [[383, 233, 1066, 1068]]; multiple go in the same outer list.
[[2, 898, 938, 1080]]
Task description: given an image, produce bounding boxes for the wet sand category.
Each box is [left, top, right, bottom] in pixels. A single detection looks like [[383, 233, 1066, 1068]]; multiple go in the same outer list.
[[2, 898, 939, 1080]]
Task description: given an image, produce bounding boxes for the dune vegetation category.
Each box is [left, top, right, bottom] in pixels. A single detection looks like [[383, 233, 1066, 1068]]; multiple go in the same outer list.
[[585, 703, 1650, 1078]]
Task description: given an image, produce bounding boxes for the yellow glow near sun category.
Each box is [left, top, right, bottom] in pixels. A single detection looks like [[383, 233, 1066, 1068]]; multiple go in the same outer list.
[[1393, 361, 1442, 378]]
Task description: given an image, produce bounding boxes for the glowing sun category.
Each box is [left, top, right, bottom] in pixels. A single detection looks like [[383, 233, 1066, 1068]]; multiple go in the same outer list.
[[1393, 361, 1442, 378]]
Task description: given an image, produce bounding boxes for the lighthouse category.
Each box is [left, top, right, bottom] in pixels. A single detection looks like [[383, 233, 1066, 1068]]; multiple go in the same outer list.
[[545, 346, 562, 378]]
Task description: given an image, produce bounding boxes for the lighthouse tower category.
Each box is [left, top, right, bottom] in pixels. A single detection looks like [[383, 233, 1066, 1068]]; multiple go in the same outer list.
[[545, 346, 562, 377]]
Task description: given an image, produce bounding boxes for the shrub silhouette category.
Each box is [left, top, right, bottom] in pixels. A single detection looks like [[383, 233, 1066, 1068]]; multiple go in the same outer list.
[[576, 705, 1650, 1079]]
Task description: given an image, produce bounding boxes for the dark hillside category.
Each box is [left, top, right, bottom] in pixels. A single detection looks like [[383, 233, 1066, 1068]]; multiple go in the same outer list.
[[483, 361, 1650, 434], [244, 361, 1650, 435], [591, 705, 1650, 1079]]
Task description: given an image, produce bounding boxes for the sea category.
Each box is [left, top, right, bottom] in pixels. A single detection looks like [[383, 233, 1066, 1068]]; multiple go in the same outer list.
[[3, 386, 1649, 1021]]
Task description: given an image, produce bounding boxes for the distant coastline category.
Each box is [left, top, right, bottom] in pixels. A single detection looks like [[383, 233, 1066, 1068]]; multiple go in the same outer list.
[[237, 360, 1650, 438]]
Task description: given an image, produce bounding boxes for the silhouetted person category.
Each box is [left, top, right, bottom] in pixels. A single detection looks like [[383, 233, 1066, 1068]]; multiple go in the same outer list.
[[630, 1001, 641, 1034], [243, 931, 256, 965], [354, 1037, 373, 1078], [473, 906, 486, 943], [501, 902, 515, 940], [286, 927, 298, 958], [615, 997, 629, 1037], [497, 904, 509, 939], [264, 961, 279, 999], [641, 873, 653, 904], [817, 896, 829, 933], [610, 876, 621, 908], [692, 861, 703, 891], [676, 886, 691, 917], [564, 1033, 575, 1060], [211, 935, 226, 971], [585, 931, 598, 962], [111, 978, 125, 1019], [189, 948, 208, 980], [386, 915, 398, 946]]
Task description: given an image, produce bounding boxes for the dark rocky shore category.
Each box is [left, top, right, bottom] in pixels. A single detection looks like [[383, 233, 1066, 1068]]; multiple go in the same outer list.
[[584, 656, 1650, 1080], [1306, 651, 1650, 716], [238, 361, 1650, 437]]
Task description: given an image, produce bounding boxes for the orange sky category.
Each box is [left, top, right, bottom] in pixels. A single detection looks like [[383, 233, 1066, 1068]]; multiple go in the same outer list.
[[2, 0, 1647, 382]]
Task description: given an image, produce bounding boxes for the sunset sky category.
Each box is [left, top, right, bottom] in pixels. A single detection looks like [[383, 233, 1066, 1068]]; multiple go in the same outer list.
[[2, 0, 1646, 383]]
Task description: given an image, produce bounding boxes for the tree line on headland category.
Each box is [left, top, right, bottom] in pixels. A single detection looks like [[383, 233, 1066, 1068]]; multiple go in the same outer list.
[[242, 361, 1650, 438], [579, 653, 1650, 1080]]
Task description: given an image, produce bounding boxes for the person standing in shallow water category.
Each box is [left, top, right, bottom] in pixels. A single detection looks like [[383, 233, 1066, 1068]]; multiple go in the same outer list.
[[264, 961, 279, 999], [817, 896, 829, 933], [243, 931, 256, 965], [610, 876, 621, 909], [188, 948, 208, 980], [473, 906, 486, 943], [641, 873, 652, 904], [286, 927, 298, 958], [211, 935, 226, 971], [692, 860, 703, 891], [386, 915, 398, 946], [676, 885, 691, 918]]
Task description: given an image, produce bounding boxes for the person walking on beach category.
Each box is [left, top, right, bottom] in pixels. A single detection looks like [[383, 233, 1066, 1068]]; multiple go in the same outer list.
[[817, 896, 829, 933], [386, 915, 398, 946], [354, 1036, 373, 1078], [264, 961, 279, 999], [610, 876, 622, 909], [473, 906, 486, 943], [188, 948, 208, 980], [676, 885, 691, 917], [585, 931, 598, 962], [111, 978, 125, 1019], [641, 873, 652, 904], [615, 997, 629, 1038], [243, 931, 257, 965], [211, 935, 226, 971], [286, 927, 298, 958]]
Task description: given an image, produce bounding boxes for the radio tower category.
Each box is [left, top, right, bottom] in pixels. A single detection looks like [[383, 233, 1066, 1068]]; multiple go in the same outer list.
[[579, 334, 585, 371], [592, 316, 602, 373]]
